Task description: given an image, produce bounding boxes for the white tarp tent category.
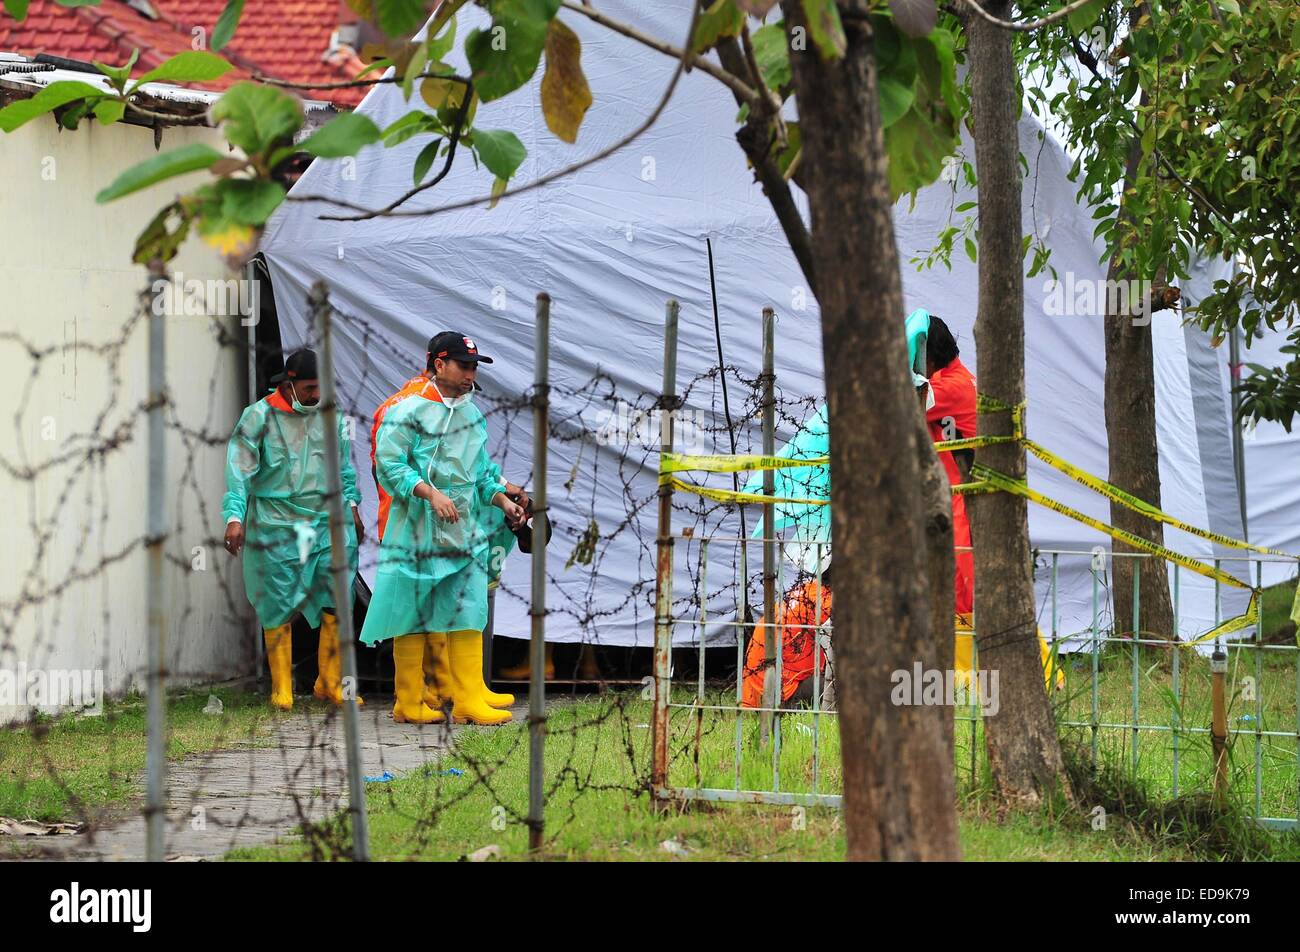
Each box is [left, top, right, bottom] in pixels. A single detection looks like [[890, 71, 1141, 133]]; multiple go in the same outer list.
[[260, 0, 1275, 649]]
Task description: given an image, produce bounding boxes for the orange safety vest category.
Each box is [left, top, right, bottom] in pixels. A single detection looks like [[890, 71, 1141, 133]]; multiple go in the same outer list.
[[741, 581, 832, 709], [370, 372, 441, 540]]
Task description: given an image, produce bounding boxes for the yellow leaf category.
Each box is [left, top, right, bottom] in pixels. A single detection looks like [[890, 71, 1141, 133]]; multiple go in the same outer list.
[[202, 221, 256, 258], [540, 19, 592, 144]]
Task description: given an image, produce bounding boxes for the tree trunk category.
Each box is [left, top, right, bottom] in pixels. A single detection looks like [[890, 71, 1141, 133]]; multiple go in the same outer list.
[[918, 409, 957, 757], [1103, 26, 1177, 646], [965, 0, 1072, 806], [783, 0, 959, 860]]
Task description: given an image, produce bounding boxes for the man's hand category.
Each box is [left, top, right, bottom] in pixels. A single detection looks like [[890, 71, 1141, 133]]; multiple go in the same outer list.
[[416, 482, 459, 522], [496, 493, 526, 528], [507, 482, 530, 514], [225, 521, 244, 557], [352, 506, 365, 542]]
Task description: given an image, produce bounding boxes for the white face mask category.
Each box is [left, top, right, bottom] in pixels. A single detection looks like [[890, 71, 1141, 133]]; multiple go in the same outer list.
[[430, 379, 473, 411], [288, 381, 319, 414]]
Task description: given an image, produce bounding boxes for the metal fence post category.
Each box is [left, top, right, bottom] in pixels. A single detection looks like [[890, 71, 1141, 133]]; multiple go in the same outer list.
[[1211, 644, 1229, 806], [759, 307, 776, 746], [652, 300, 680, 800], [528, 293, 551, 853], [144, 265, 168, 862], [311, 282, 370, 862]]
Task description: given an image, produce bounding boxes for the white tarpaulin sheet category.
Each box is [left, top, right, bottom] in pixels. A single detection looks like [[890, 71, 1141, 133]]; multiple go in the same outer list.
[[261, 0, 1269, 648]]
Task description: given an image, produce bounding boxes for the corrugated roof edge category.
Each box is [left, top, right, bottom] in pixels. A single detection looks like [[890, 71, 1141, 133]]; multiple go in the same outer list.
[[0, 52, 338, 130]]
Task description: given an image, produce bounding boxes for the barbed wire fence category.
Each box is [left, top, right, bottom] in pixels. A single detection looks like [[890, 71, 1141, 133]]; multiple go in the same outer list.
[[0, 262, 846, 861], [3, 264, 1297, 861]]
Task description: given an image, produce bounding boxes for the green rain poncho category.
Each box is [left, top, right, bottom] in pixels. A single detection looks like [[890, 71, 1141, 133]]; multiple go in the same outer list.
[[222, 394, 361, 629], [359, 392, 511, 645]]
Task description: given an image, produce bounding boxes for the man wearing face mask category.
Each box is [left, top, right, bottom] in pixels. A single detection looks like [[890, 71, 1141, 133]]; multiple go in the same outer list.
[[361, 332, 526, 725], [223, 349, 365, 711]]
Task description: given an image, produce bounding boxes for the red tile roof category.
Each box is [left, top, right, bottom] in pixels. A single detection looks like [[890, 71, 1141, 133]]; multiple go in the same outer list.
[[0, 0, 366, 107]]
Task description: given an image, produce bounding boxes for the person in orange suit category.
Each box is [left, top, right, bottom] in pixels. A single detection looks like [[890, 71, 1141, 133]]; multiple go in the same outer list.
[[741, 571, 832, 709], [923, 317, 977, 621]]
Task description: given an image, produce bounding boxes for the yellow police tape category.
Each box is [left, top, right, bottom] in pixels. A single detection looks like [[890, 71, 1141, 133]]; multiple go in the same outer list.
[[657, 394, 1288, 647], [660, 474, 826, 507]]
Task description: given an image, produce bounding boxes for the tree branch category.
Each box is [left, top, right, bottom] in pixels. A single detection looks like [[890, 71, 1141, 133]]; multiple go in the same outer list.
[[950, 0, 1103, 32], [300, 1, 706, 221], [560, 0, 762, 108]]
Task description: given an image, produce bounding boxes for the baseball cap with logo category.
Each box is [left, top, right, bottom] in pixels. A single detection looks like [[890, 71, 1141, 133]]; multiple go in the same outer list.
[[427, 330, 494, 364]]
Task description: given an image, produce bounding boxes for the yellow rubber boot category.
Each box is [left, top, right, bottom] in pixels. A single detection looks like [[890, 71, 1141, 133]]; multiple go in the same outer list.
[[1038, 627, 1065, 691], [498, 643, 555, 681], [449, 631, 512, 726], [264, 624, 294, 711], [463, 630, 514, 708], [392, 633, 443, 724], [422, 632, 450, 711], [314, 612, 364, 706]]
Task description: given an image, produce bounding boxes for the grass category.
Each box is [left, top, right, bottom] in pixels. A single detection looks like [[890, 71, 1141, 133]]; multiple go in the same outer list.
[[233, 695, 1195, 862], [0, 687, 276, 824], [227, 663, 1298, 862], [7, 627, 1299, 861]]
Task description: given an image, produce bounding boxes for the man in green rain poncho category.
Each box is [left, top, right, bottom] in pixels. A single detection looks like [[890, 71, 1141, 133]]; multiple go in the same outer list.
[[223, 349, 365, 711], [361, 332, 526, 725]]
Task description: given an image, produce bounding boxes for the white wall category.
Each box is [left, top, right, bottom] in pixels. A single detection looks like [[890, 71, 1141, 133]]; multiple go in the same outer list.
[[0, 111, 251, 723]]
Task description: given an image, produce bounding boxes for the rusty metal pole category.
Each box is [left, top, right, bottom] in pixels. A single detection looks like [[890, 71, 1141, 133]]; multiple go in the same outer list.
[[144, 263, 168, 862], [527, 293, 550, 853], [1211, 645, 1229, 805], [759, 307, 776, 746], [312, 282, 370, 862], [651, 300, 680, 801]]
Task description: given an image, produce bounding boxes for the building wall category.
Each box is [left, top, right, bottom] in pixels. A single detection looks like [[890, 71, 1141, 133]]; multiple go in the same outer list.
[[0, 112, 253, 723]]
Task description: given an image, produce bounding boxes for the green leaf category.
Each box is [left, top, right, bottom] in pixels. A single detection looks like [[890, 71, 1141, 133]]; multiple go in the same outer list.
[[93, 48, 140, 91], [375, 0, 431, 37], [134, 51, 233, 87], [691, 0, 744, 54], [218, 178, 286, 225], [210, 82, 304, 154], [95, 143, 226, 203], [4, 0, 31, 20], [1066, 0, 1105, 36], [489, 175, 508, 209], [427, 8, 458, 61], [299, 112, 383, 158], [964, 236, 977, 263], [801, 0, 846, 60], [132, 201, 193, 266], [382, 110, 440, 147], [93, 98, 126, 124], [412, 138, 442, 184], [465, 0, 560, 103], [0, 80, 106, 133], [473, 127, 526, 180], [879, 75, 914, 128], [212, 0, 245, 52], [751, 23, 792, 90], [540, 18, 592, 143]]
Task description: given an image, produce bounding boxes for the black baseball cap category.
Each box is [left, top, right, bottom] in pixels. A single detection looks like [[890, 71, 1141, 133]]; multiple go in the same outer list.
[[427, 331, 493, 364], [270, 348, 318, 383]]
